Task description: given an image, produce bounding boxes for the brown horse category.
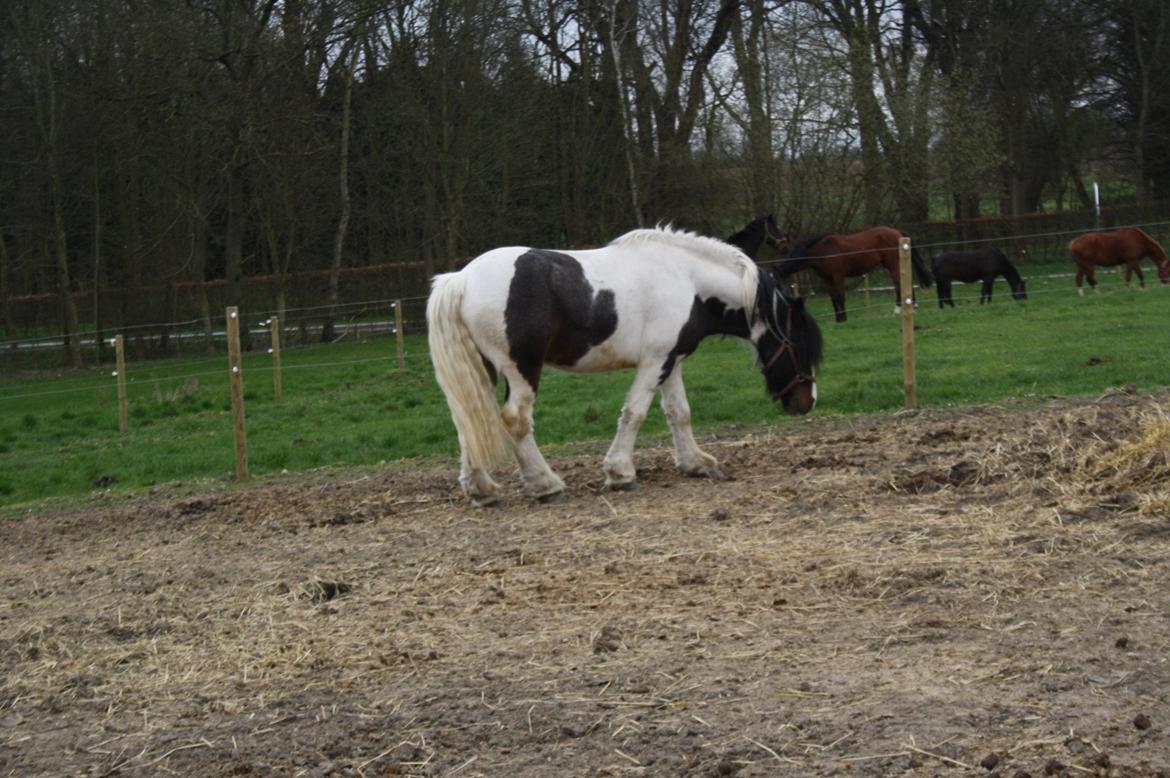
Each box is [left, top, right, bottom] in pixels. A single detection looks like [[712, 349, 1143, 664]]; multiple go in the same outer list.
[[776, 226, 932, 322], [1067, 227, 1170, 295]]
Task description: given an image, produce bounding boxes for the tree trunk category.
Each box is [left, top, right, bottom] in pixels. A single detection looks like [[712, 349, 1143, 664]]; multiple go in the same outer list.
[[605, 0, 642, 226], [845, 29, 886, 225], [323, 49, 356, 343], [731, 2, 775, 214], [92, 171, 105, 364], [224, 143, 248, 347], [50, 176, 82, 368], [0, 230, 13, 339], [1129, 2, 1165, 203]]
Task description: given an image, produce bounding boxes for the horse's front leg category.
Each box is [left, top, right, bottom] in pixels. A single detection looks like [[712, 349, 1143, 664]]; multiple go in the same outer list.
[[500, 366, 566, 501], [602, 366, 661, 489], [981, 277, 994, 304], [659, 364, 723, 480]]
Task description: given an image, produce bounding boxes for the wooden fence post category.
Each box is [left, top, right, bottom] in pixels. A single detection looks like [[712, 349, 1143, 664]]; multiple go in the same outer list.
[[226, 307, 249, 480], [269, 316, 282, 401], [114, 334, 128, 434], [898, 237, 918, 409], [394, 299, 405, 369]]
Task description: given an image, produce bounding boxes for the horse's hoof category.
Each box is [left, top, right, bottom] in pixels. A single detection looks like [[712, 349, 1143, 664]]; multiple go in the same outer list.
[[537, 490, 566, 504], [471, 495, 501, 508], [684, 466, 726, 480], [607, 480, 640, 492]]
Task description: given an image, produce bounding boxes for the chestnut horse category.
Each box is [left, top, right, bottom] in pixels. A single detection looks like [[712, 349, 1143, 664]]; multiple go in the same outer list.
[[1067, 227, 1170, 294], [776, 226, 932, 322]]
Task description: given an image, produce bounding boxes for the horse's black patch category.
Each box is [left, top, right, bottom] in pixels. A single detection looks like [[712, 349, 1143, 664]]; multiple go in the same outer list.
[[659, 296, 750, 383], [505, 250, 618, 390]]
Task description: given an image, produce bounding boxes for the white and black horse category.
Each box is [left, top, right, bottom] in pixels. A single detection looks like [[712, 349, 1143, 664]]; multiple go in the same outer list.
[[427, 226, 823, 505]]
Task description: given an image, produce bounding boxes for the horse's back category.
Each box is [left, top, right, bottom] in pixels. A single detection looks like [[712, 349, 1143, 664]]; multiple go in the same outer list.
[[932, 251, 982, 283], [821, 226, 900, 254], [455, 241, 705, 376], [1069, 228, 1153, 266]]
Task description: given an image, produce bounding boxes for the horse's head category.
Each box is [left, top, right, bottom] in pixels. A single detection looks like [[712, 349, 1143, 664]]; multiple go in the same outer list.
[[754, 282, 823, 415], [762, 214, 789, 253], [1012, 279, 1028, 300], [1159, 258, 1170, 284]]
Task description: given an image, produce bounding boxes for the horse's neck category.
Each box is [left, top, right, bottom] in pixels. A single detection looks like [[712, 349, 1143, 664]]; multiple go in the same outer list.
[[686, 254, 756, 314], [996, 253, 1020, 281], [727, 228, 761, 258], [1140, 231, 1169, 262]]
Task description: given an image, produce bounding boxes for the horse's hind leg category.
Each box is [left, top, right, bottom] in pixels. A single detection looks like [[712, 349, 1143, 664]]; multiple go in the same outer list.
[[660, 365, 723, 480], [981, 277, 994, 304], [829, 278, 848, 322], [460, 447, 502, 507], [603, 366, 661, 489], [499, 365, 565, 500], [1075, 261, 1098, 295], [1128, 261, 1145, 289]]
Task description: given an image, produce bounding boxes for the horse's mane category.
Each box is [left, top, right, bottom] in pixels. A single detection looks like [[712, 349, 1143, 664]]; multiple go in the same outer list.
[[991, 248, 1023, 284], [755, 270, 823, 368], [787, 233, 830, 257], [775, 233, 830, 276], [610, 225, 760, 314]]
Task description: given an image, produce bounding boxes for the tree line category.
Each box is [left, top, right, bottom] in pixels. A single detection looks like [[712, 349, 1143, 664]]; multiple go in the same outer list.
[[1, 0, 1167, 365]]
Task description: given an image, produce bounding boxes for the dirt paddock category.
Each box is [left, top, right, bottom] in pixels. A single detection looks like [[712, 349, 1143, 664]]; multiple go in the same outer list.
[[2, 392, 1169, 777]]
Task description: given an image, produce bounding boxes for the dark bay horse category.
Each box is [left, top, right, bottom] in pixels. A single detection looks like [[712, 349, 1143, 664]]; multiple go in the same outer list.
[[427, 226, 823, 506], [726, 214, 785, 260], [1067, 227, 1170, 294], [776, 226, 932, 322], [931, 247, 1027, 307]]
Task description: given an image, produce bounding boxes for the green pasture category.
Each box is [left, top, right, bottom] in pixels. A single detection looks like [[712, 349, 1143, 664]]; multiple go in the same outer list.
[[1, 268, 1167, 511]]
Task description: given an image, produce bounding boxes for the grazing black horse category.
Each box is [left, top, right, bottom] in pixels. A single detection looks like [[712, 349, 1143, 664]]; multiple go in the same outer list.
[[726, 214, 785, 260], [930, 247, 1027, 308]]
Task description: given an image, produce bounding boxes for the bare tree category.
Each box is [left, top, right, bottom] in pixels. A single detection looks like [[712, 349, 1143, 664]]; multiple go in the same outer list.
[[323, 39, 358, 343], [9, 1, 83, 367]]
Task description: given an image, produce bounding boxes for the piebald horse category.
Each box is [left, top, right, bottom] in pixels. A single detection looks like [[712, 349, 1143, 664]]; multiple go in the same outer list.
[[427, 226, 823, 505], [1067, 227, 1170, 294]]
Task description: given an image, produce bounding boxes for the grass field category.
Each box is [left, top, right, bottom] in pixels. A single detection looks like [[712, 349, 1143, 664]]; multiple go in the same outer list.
[[1, 267, 1166, 510]]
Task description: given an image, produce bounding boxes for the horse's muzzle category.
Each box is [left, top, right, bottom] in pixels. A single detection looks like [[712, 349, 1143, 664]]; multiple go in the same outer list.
[[779, 381, 817, 415]]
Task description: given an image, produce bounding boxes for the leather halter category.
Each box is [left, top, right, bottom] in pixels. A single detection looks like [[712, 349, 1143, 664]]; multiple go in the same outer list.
[[761, 304, 814, 399]]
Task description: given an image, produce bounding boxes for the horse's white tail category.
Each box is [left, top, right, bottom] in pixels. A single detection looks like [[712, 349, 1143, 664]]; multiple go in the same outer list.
[[426, 273, 509, 469]]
